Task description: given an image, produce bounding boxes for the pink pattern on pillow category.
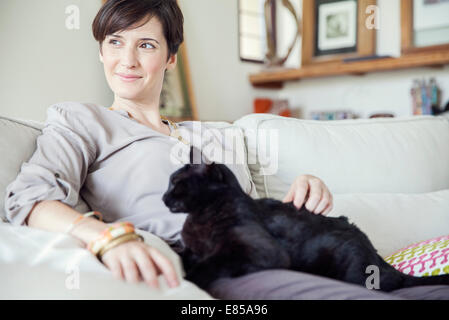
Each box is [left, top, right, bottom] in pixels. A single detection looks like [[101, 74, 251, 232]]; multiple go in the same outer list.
[[385, 235, 449, 276]]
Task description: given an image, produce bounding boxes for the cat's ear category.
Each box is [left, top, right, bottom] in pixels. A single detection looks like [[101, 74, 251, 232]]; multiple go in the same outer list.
[[194, 162, 217, 176], [194, 163, 208, 175], [207, 162, 224, 181], [189, 146, 195, 164], [190, 146, 208, 165], [190, 146, 202, 164]]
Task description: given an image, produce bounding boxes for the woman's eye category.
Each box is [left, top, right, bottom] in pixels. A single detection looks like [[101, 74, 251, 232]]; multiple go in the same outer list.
[[107, 39, 154, 49], [141, 43, 155, 49]]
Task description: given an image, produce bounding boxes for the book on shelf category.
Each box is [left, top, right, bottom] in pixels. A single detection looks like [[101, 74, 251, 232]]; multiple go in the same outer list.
[[411, 78, 441, 116], [309, 110, 358, 121]]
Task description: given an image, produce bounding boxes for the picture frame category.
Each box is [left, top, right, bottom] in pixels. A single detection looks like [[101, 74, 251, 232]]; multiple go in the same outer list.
[[401, 0, 449, 55], [160, 43, 198, 121], [302, 0, 376, 66]]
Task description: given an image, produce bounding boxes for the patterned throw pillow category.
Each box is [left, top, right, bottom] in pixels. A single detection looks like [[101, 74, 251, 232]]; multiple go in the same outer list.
[[384, 235, 449, 277]]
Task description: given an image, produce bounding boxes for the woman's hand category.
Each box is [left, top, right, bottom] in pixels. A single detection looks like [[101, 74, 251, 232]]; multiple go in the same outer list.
[[100, 240, 180, 289], [282, 174, 333, 216]]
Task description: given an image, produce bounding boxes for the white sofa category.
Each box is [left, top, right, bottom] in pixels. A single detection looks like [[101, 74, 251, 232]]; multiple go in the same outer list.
[[1, 111, 449, 299], [234, 113, 449, 258]]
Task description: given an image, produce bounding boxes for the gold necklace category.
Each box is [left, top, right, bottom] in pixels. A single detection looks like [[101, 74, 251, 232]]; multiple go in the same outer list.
[[160, 115, 190, 145], [108, 107, 189, 145]]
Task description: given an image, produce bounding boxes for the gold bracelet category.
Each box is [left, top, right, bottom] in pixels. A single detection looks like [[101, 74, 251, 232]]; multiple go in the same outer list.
[[97, 233, 144, 260]]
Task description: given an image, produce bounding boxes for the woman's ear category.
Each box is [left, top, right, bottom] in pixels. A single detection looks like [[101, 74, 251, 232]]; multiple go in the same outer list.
[[99, 51, 103, 63], [166, 54, 177, 71]]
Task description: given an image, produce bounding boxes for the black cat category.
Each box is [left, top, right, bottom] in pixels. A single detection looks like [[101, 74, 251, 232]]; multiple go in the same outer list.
[[162, 148, 449, 292]]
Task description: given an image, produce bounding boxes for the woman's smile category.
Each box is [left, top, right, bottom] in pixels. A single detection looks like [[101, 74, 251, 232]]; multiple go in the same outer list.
[[116, 73, 143, 82], [117, 75, 142, 82]]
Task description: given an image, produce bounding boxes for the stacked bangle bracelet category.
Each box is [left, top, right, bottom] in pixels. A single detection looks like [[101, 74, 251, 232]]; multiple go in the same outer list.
[[97, 233, 144, 260], [87, 221, 144, 260]]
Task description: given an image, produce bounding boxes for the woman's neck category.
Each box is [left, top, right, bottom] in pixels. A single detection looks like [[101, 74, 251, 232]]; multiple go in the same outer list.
[[110, 99, 170, 135]]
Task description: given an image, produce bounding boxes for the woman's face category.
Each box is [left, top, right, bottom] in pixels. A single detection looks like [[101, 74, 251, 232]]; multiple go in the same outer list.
[[99, 16, 177, 103]]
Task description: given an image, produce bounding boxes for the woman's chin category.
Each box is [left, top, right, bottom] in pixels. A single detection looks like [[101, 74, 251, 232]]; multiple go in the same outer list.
[[113, 89, 142, 100]]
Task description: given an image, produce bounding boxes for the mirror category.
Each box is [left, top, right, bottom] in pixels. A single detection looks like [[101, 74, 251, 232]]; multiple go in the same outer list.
[[413, 0, 449, 47], [401, 0, 449, 54], [238, 0, 273, 63]]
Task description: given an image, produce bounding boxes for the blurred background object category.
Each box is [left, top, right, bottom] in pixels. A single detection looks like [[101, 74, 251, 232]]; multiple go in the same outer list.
[[310, 110, 359, 120], [254, 97, 295, 117], [264, 0, 301, 67], [410, 77, 442, 115], [369, 113, 395, 118]]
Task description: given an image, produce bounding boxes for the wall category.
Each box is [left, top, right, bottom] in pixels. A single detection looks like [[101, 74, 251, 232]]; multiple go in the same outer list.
[[0, 0, 112, 122], [178, 0, 277, 122], [0, 0, 448, 123], [279, 0, 449, 119], [0, 0, 276, 123], [182, 0, 449, 121]]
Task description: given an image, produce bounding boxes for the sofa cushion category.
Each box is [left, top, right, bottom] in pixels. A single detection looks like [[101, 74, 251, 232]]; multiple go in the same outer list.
[[234, 114, 449, 198], [329, 189, 449, 258], [384, 234, 449, 277], [0, 116, 91, 222], [202, 121, 259, 199]]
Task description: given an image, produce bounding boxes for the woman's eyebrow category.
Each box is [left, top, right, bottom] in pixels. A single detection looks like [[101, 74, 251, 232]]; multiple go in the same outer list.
[[110, 34, 160, 44]]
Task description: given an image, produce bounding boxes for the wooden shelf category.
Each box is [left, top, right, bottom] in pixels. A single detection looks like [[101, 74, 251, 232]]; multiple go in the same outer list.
[[249, 50, 449, 88]]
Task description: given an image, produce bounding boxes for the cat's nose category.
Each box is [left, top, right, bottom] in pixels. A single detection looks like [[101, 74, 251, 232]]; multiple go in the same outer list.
[[162, 189, 171, 205]]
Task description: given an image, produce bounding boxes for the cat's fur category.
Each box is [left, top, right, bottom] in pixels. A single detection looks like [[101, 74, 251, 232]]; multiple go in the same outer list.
[[162, 148, 449, 291]]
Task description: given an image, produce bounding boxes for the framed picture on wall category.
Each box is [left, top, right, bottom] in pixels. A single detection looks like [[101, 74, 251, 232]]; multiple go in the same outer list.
[[302, 0, 376, 65], [160, 44, 198, 121], [315, 0, 358, 56]]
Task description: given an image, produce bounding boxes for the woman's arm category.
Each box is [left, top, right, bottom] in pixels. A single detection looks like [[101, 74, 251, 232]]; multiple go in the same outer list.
[[26, 200, 106, 245], [6, 104, 179, 288], [26, 200, 180, 289]]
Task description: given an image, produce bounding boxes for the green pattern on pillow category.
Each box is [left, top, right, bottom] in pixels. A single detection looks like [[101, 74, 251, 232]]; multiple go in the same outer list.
[[385, 235, 449, 276]]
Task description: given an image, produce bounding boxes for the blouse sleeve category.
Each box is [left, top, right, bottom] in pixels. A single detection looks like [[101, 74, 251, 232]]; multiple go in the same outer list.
[[4, 104, 96, 226]]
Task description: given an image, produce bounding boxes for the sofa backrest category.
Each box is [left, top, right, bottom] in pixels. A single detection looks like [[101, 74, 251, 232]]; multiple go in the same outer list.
[[0, 116, 91, 222], [3, 112, 448, 221], [0, 116, 255, 222], [234, 114, 449, 200]]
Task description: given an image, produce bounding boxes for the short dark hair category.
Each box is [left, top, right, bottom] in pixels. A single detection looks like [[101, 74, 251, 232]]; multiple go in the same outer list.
[[92, 0, 184, 60]]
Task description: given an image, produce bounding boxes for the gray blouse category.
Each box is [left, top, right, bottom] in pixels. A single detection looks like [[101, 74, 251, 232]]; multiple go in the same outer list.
[[4, 102, 257, 246]]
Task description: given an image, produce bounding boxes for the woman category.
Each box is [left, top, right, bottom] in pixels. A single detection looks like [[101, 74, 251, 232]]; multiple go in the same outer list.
[[5, 0, 369, 298]]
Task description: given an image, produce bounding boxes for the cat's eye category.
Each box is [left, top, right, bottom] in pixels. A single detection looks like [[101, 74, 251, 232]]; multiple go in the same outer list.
[[172, 185, 184, 196]]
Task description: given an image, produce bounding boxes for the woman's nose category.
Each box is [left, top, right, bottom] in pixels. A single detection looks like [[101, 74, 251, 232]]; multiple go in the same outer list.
[[120, 46, 138, 68]]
